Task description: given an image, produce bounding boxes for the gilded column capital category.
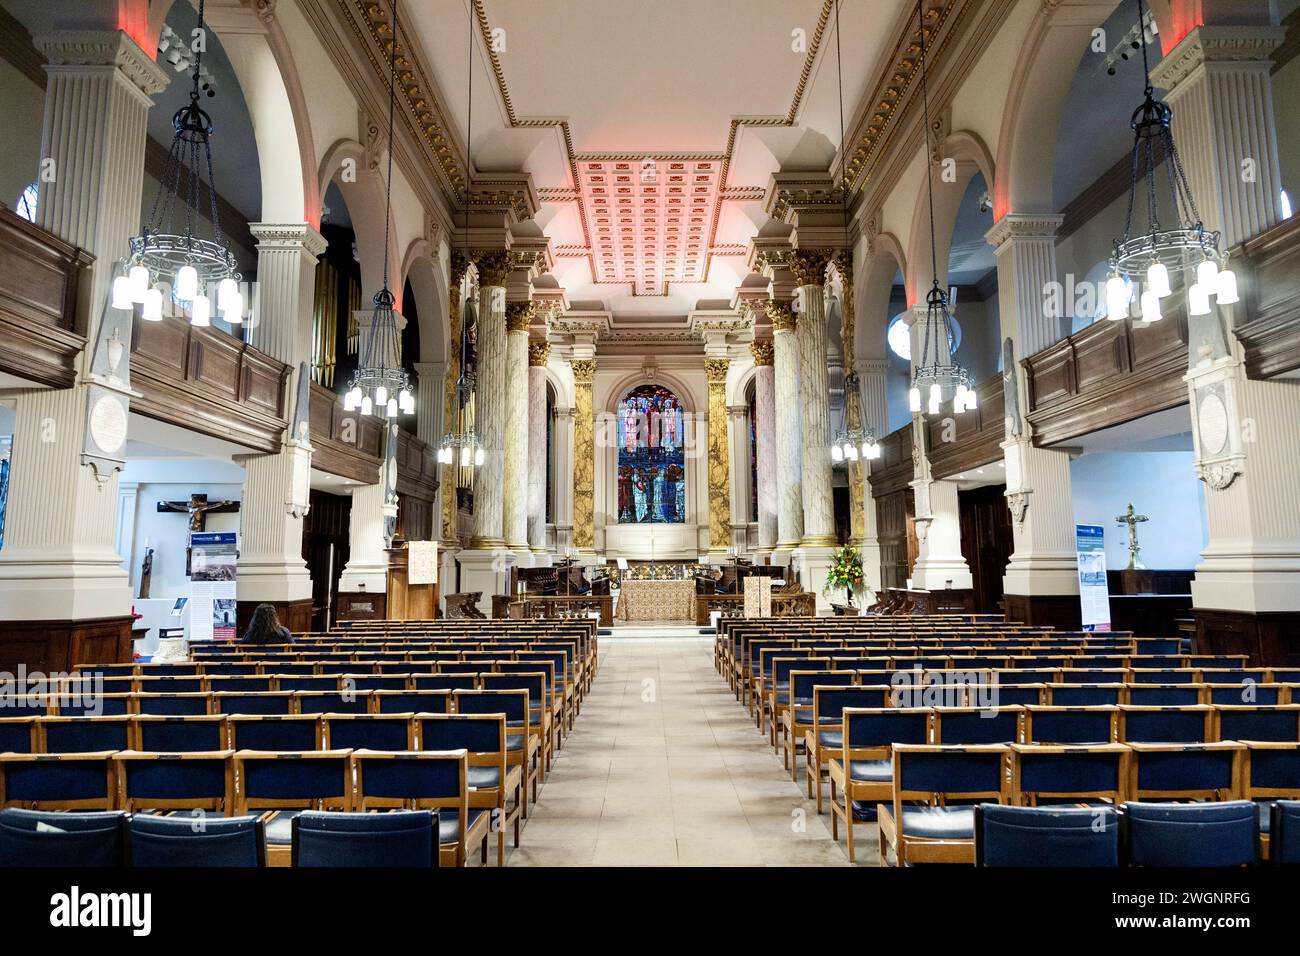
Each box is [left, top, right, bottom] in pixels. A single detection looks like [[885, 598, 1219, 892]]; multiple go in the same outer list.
[[766, 300, 796, 333], [528, 340, 551, 366], [750, 340, 774, 367], [449, 250, 472, 288], [704, 358, 730, 386], [787, 249, 833, 287], [475, 249, 513, 287], [570, 359, 597, 385], [505, 301, 536, 333]]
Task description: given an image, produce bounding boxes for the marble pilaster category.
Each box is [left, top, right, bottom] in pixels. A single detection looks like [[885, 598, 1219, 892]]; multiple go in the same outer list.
[[750, 340, 778, 554], [503, 302, 534, 553], [570, 360, 597, 553], [526, 341, 551, 555], [468, 251, 511, 549], [790, 251, 836, 547], [704, 358, 732, 554], [768, 301, 804, 554]]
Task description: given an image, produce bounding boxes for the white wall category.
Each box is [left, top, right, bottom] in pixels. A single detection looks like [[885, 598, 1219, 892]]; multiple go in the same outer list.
[[117, 459, 246, 599], [0, 58, 43, 212], [1069, 450, 1208, 570]]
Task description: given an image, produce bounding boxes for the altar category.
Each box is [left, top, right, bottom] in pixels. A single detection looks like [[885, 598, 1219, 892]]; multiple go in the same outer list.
[[616, 578, 696, 622]]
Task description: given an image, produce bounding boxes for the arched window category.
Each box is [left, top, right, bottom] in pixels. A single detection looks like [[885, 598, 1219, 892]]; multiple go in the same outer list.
[[15, 183, 37, 223], [616, 383, 685, 524]]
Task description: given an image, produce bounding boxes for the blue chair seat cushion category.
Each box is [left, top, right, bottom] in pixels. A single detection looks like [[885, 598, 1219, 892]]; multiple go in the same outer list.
[[467, 766, 500, 790], [790, 708, 813, 724], [900, 805, 976, 841], [437, 808, 489, 845], [848, 759, 892, 783], [263, 811, 302, 846], [817, 730, 843, 749], [850, 800, 878, 821]]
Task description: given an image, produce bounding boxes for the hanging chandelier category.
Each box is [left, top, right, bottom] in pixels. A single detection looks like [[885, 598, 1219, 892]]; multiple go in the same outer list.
[[342, 0, 413, 418], [115, 0, 241, 326], [1105, 0, 1237, 324], [436, 7, 483, 469], [907, 0, 973, 417], [831, 370, 882, 463]]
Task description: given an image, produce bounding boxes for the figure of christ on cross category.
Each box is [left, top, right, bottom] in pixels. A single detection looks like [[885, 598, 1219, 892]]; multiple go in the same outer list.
[[156, 493, 241, 574], [1115, 502, 1149, 571]]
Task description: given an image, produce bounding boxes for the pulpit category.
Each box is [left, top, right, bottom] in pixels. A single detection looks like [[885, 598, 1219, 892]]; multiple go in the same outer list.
[[385, 542, 439, 621]]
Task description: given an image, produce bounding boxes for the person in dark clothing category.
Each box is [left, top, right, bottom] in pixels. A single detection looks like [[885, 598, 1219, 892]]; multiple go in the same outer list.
[[241, 603, 293, 645]]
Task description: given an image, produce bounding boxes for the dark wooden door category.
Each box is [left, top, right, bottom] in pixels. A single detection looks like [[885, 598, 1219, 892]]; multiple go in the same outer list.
[[959, 484, 1013, 614], [302, 489, 351, 631]]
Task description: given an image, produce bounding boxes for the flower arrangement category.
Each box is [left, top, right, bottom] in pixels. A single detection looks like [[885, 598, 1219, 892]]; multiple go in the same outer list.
[[823, 544, 868, 607]]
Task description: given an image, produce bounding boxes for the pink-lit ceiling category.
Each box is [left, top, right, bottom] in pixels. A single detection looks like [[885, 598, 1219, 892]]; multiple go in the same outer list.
[[580, 158, 723, 296]]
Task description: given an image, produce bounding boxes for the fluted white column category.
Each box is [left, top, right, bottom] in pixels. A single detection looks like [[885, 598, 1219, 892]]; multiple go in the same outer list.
[[727, 401, 752, 554], [751, 341, 778, 554], [793, 266, 836, 547], [0, 31, 167, 622], [769, 302, 804, 554], [856, 358, 888, 594], [911, 479, 974, 591], [985, 214, 1079, 608], [470, 254, 511, 549], [551, 405, 575, 554], [248, 224, 327, 366], [338, 467, 389, 594], [1151, 26, 1300, 623], [527, 342, 551, 554], [235, 450, 313, 604], [414, 361, 447, 542], [503, 303, 533, 553]]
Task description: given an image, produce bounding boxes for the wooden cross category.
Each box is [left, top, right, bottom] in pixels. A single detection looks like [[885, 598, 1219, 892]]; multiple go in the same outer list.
[[157, 494, 240, 575], [1114, 502, 1149, 571]]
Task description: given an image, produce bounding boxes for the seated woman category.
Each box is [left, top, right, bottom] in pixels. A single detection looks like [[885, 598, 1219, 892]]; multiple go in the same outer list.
[[241, 603, 293, 645]]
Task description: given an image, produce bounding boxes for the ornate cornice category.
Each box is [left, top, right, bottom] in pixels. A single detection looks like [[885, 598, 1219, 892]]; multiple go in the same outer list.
[[704, 358, 730, 385], [787, 249, 833, 288], [34, 29, 169, 97], [505, 301, 536, 333], [249, 222, 330, 257], [766, 300, 797, 333], [984, 212, 1064, 250], [528, 340, 551, 366], [570, 358, 597, 385], [1150, 25, 1288, 92], [750, 340, 774, 367]]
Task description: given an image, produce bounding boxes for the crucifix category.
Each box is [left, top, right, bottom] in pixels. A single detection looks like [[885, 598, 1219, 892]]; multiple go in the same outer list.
[[1115, 502, 1149, 571], [157, 493, 240, 575]]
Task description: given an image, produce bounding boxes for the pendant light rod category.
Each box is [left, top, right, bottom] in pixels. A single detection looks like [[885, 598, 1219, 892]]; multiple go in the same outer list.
[[380, 0, 398, 292]]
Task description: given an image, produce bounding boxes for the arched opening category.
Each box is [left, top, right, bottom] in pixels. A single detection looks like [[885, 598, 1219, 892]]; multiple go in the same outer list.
[[615, 383, 687, 525]]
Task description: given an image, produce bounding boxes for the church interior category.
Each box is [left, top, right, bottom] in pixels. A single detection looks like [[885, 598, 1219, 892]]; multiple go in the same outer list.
[[1, 0, 1300, 887]]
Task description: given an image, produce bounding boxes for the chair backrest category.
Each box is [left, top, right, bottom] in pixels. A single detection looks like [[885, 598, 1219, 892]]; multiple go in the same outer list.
[[1010, 743, 1129, 804], [133, 716, 228, 753], [1047, 685, 1123, 707], [234, 750, 353, 813], [0, 752, 119, 810], [294, 691, 373, 716], [113, 751, 234, 813], [1216, 705, 1300, 743], [1120, 705, 1214, 744], [212, 692, 294, 716], [1124, 800, 1257, 867], [206, 676, 274, 693], [1023, 706, 1117, 745], [976, 804, 1119, 867], [842, 708, 929, 755], [412, 674, 477, 692], [931, 707, 1022, 745], [373, 690, 451, 715], [789, 670, 853, 702], [322, 714, 414, 751], [39, 717, 131, 753], [128, 813, 264, 867], [416, 714, 507, 773], [276, 675, 338, 692], [1242, 742, 1300, 801], [480, 674, 548, 717], [227, 716, 321, 752], [0, 807, 126, 866], [812, 686, 888, 726], [892, 744, 1010, 803], [1126, 685, 1203, 707], [137, 676, 204, 694], [292, 809, 436, 867], [353, 749, 468, 817], [0, 718, 35, 755], [453, 689, 528, 724], [1126, 742, 1244, 801], [133, 693, 211, 716], [1272, 800, 1300, 865]]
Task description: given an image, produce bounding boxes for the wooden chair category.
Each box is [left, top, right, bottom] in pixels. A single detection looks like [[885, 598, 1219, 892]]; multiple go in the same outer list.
[[233, 749, 354, 866], [1009, 743, 1130, 806], [804, 686, 891, 812], [828, 708, 929, 862], [1125, 741, 1245, 802], [113, 750, 235, 814], [0, 751, 119, 810]]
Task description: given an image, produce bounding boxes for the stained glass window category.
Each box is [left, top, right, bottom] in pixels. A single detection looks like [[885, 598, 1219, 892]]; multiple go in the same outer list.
[[616, 384, 686, 524]]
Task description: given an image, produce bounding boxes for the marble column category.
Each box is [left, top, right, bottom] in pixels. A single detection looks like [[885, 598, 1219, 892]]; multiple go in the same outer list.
[[414, 361, 447, 542], [790, 252, 836, 547], [704, 359, 732, 554], [985, 214, 1079, 617], [1151, 26, 1300, 637], [570, 360, 597, 553], [0, 31, 167, 623], [551, 405, 576, 554], [768, 301, 804, 554], [468, 251, 511, 550], [833, 257, 867, 547], [750, 340, 778, 554], [441, 255, 469, 544], [857, 358, 889, 594], [503, 302, 534, 555], [527, 341, 551, 555]]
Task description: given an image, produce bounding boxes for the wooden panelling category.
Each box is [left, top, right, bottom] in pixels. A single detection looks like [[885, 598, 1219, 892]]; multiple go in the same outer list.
[[867, 423, 915, 497], [0, 616, 133, 672], [235, 599, 313, 637], [1194, 607, 1300, 667], [1022, 311, 1190, 446], [307, 382, 385, 483], [1234, 213, 1300, 379], [0, 207, 91, 388], [1004, 593, 1082, 629], [927, 373, 1005, 480], [958, 483, 1013, 614], [875, 488, 913, 593], [130, 315, 291, 453]]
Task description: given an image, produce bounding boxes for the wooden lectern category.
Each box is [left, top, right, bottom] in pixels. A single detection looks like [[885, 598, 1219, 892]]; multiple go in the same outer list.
[[385, 541, 439, 621]]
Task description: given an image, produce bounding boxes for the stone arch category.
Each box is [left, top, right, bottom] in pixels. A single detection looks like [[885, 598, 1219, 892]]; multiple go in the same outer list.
[[318, 138, 400, 310], [856, 231, 907, 366], [400, 239, 449, 365], [905, 149, 984, 299]]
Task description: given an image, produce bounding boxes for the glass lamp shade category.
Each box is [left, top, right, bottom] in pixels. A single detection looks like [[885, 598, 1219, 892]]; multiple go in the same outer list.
[[399, 389, 414, 414], [1140, 289, 1162, 322], [385, 398, 398, 418], [375, 386, 388, 406], [190, 294, 211, 327], [128, 265, 150, 303], [1188, 283, 1211, 316], [908, 387, 921, 413], [830, 444, 843, 463], [216, 277, 239, 312], [1147, 261, 1172, 298], [220, 290, 243, 323], [1105, 275, 1130, 321], [1216, 268, 1239, 305], [111, 275, 133, 309], [474, 448, 485, 466], [460, 446, 471, 467], [360, 395, 373, 416], [142, 288, 164, 321], [1197, 257, 1219, 289], [965, 388, 978, 411], [175, 265, 198, 302], [343, 390, 358, 412]]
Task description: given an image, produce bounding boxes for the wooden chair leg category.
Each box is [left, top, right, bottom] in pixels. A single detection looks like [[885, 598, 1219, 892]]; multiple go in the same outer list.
[[830, 778, 839, 841], [845, 802, 856, 864]]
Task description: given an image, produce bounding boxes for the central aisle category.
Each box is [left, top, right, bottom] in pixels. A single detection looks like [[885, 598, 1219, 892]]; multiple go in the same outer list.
[[506, 635, 868, 866]]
